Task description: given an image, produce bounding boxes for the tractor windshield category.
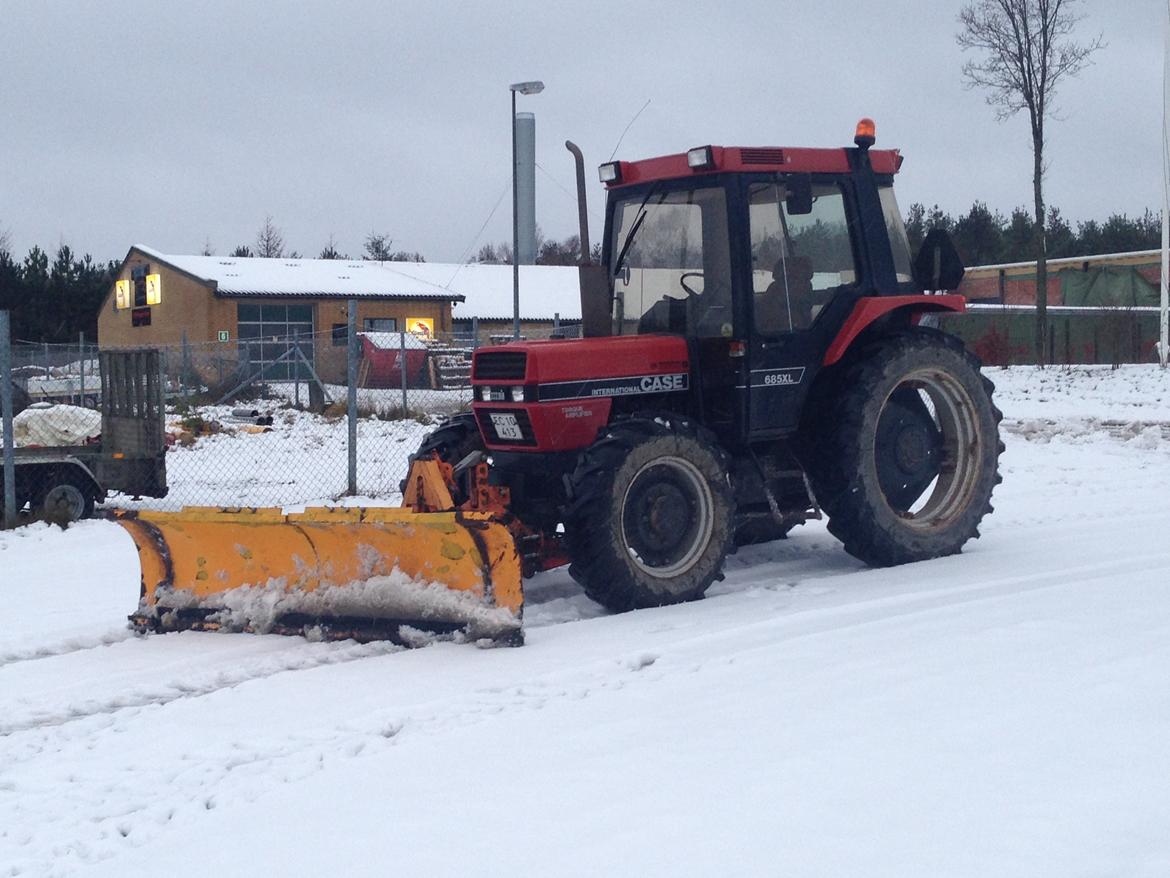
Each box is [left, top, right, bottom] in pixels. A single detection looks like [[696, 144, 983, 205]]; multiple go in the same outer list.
[[609, 185, 733, 338]]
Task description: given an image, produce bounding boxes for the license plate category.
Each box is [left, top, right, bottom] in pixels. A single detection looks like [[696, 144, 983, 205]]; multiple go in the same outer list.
[[490, 413, 523, 441]]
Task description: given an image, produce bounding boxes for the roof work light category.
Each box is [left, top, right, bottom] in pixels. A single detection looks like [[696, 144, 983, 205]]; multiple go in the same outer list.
[[686, 146, 715, 170]]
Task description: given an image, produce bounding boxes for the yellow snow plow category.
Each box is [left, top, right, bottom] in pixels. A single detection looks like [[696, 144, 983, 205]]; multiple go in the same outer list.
[[114, 459, 527, 646]]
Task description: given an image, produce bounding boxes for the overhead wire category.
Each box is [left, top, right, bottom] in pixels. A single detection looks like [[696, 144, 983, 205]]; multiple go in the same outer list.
[[445, 178, 513, 290]]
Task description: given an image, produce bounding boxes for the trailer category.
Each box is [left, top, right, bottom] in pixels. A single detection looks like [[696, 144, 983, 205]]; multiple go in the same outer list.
[[2, 350, 167, 522]]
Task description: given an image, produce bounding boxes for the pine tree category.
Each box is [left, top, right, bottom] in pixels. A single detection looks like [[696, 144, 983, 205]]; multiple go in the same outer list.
[[952, 201, 1004, 266], [255, 216, 285, 258]]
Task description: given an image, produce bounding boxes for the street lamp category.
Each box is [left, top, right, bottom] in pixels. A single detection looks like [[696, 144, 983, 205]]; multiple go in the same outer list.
[[510, 80, 544, 339]]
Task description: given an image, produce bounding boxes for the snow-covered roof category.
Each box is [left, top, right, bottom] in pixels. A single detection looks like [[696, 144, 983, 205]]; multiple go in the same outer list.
[[131, 246, 584, 320], [442, 263, 582, 322], [966, 249, 1161, 275], [132, 245, 462, 302]]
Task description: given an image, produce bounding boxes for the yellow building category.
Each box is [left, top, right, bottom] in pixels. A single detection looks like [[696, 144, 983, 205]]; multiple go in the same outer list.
[[98, 246, 462, 384]]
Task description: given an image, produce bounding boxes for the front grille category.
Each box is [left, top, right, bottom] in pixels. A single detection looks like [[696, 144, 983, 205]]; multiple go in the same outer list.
[[473, 351, 528, 381], [739, 148, 786, 165], [476, 407, 537, 447]]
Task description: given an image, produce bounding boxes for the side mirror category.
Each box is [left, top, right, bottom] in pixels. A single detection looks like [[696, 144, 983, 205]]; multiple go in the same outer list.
[[912, 229, 965, 291], [785, 174, 813, 215]]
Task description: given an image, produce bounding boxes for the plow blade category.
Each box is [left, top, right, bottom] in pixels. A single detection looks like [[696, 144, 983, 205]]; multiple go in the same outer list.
[[115, 507, 523, 646]]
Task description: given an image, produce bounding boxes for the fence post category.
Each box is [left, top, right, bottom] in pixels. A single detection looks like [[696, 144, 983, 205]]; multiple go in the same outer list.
[[471, 316, 479, 351], [347, 300, 358, 496], [181, 330, 191, 402], [293, 329, 301, 408], [1, 312, 16, 528], [400, 329, 409, 415], [78, 331, 85, 405]]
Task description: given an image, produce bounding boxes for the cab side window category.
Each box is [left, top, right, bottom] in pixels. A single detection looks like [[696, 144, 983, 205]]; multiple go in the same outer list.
[[748, 181, 856, 335]]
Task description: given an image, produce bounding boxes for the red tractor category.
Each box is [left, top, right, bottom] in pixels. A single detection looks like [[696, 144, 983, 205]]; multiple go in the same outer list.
[[414, 120, 1003, 613], [120, 120, 1002, 643]]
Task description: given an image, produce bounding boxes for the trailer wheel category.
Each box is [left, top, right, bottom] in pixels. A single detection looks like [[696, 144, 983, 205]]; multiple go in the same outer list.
[[804, 329, 1002, 566], [563, 416, 733, 612], [34, 470, 96, 524]]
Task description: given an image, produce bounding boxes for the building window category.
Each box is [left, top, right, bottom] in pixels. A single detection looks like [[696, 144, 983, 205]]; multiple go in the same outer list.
[[363, 318, 397, 332], [237, 303, 315, 379], [131, 264, 150, 307], [332, 323, 347, 346]]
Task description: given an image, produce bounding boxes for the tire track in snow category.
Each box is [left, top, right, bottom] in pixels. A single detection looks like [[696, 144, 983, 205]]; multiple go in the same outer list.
[[6, 546, 1168, 877], [628, 549, 1170, 670], [0, 628, 137, 669], [0, 638, 402, 738]]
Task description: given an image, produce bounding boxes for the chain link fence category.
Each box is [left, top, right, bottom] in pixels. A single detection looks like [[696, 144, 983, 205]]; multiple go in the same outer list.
[[3, 312, 576, 517]]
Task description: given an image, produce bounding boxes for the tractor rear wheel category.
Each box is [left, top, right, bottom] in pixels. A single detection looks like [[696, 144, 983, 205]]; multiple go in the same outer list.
[[563, 416, 734, 612], [805, 329, 1002, 567]]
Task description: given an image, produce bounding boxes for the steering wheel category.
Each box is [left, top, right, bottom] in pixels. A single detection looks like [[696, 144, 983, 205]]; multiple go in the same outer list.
[[679, 272, 704, 298]]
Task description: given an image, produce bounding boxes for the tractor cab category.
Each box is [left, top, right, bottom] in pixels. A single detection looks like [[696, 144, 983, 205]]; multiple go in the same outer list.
[[593, 124, 936, 438]]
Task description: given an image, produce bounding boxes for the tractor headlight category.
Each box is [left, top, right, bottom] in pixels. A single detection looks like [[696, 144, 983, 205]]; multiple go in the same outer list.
[[509, 386, 525, 402]]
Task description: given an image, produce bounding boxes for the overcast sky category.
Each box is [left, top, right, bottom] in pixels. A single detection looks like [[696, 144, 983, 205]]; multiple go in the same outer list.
[[0, 0, 1160, 264]]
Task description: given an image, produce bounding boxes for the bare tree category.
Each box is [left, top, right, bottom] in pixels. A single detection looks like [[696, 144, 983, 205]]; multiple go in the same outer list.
[[255, 215, 285, 258], [957, 0, 1102, 365], [362, 232, 423, 262], [0, 223, 10, 257], [363, 232, 394, 261], [200, 236, 214, 256], [474, 242, 513, 264]]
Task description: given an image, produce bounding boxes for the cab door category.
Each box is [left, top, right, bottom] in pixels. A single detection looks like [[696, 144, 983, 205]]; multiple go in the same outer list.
[[745, 177, 861, 434]]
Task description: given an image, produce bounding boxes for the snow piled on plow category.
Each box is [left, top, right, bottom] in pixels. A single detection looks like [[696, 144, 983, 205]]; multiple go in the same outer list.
[[153, 569, 520, 641]]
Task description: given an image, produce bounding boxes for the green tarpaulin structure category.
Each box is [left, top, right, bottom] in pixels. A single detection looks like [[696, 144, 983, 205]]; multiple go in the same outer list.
[[1060, 266, 1160, 307]]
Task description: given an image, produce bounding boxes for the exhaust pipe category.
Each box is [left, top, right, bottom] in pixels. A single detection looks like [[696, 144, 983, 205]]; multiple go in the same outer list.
[[565, 140, 591, 264]]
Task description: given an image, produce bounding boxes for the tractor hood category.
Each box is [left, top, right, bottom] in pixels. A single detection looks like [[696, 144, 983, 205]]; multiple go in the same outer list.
[[470, 335, 692, 453], [472, 334, 690, 386]]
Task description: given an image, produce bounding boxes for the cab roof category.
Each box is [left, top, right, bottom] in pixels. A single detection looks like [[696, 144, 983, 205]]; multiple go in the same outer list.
[[603, 146, 903, 189]]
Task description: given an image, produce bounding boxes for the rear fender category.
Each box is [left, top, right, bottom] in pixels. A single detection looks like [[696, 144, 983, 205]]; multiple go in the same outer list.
[[823, 295, 965, 366]]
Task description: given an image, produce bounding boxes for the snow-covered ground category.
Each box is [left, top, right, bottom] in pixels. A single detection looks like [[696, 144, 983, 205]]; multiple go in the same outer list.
[[3, 365, 1170, 877], [110, 404, 435, 509]]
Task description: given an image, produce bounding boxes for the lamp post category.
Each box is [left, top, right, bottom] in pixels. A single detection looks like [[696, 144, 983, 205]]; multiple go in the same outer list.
[[510, 80, 544, 339]]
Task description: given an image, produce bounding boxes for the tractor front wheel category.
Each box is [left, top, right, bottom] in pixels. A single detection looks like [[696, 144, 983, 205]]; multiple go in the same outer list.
[[805, 329, 1003, 567], [402, 412, 483, 503], [563, 416, 734, 612]]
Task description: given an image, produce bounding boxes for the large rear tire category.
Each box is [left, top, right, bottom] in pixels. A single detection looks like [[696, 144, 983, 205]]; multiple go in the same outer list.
[[804, 329, 1002, 566], [563, 416, 734, 612]]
